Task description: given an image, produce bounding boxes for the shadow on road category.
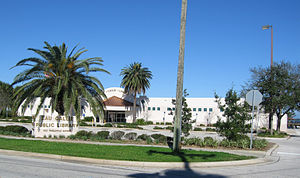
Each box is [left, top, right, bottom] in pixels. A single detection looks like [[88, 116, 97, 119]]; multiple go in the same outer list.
[[127, 149, 227, 178]]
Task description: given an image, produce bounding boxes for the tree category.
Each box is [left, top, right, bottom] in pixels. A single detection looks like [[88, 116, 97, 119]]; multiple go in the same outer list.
[[173, 0, 188, 153], [246, 61, 300, 132], [172, 89, 194, 137], [0, 81, 13, 117], [120, 62, 152, 123], [215, 89, 251, 141], [11, 42, 110, 121]]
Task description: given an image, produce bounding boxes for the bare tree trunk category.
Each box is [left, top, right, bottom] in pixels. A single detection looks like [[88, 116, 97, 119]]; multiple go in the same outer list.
[[173, 0, 188, 153], [276, 112, 282, 132], [269, 112, 274, 135], [133, 93, 137, 123]]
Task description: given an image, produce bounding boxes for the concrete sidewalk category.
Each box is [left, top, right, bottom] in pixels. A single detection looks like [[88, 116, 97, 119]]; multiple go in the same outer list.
[[0, 135, 280, 168]]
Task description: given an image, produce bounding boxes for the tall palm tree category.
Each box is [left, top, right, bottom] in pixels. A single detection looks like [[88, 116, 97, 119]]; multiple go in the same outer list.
[[0, 81, 13, 117], [120, 62, 152, 123], [11, 41, 110, 122]]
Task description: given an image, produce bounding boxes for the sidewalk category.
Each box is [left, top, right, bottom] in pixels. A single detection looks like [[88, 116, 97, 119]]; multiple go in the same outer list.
[[0, 135, 279, 168]]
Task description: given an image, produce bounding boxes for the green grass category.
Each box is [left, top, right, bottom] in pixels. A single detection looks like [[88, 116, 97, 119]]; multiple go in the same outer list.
[[0, 137, 253, 162], [257, 131, 288, 138]]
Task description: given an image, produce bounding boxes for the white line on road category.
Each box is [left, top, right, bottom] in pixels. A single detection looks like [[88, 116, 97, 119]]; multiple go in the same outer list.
[[278, 152, 300, 156]]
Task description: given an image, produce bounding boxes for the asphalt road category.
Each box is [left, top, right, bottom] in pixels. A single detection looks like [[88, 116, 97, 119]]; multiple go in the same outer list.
[[0, 130, 299, 178]]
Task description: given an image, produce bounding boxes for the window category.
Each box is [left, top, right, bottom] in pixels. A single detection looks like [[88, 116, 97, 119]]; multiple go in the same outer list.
[[193, 108, 196, 112], [157, 107, 160, 111], [48, 105, 51, 108], [204, 108, 207, 112], [152, 107, 156, 111], [148, 107, 151, 111], [27, 105, 30, 108], [209, 108, 213, 112], [198, 108, 202, 112], [172, 107, 175, 111], [167, 107, 171, 111]]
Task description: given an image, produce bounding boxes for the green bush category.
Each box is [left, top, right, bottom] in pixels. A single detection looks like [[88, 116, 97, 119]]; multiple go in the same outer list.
[[200, 124, 205, 126], [69, 135, 76, 140], [253, 139, 268, 149], [205, 127, 216, 132], [153, 126, 164, 129], [166, 126, 174, 131], [111, 131, 125, 140], [193, 127, 203, 131], [203, 137, 218, 147], [96, 131, 110, 139], [59, 135, 65, 139], [83, 117, 94, 122], [257, 130, 288, 138], [79, 120, 89, 126], [75, 130, 93, 139], [103, 123, 113, 127], [0, 125, 29, 135], [137, 134, 151, 141], [124, 132, 137, 140], [135, 119, 153, 125], [236, 136, 250, 149], [151, 134, 167, 143]]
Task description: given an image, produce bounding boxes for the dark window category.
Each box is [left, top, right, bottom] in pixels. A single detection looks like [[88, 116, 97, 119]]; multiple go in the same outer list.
[[157, 107, 160, 111], [193, 108, 196, 112], [148, 107, 151, 111], [209, 108, 213, 112], [152, 107, 156, 111], [198, 108, 202, 112], [204, 108, 207, 112], [167, 107, 171, 111], [172, 108, 175, 111]]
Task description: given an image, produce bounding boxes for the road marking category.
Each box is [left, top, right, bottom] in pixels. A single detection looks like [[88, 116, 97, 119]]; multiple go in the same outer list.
[[278, 152, 300, 156]]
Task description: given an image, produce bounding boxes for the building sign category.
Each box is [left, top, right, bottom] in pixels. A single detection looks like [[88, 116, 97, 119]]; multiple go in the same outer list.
[[33, 115, 78, 138]]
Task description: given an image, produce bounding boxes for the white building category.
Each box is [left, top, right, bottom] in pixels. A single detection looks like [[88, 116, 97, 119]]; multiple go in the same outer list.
[[19, 87, 287, 132]]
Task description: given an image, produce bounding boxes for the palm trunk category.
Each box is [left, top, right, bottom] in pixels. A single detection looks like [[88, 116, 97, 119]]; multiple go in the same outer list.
[[133, 93, 137, 123], [173, 0, 188, 153]]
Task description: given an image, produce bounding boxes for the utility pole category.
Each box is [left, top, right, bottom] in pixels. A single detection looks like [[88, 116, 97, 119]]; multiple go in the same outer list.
[[173, 0, 188, 152]]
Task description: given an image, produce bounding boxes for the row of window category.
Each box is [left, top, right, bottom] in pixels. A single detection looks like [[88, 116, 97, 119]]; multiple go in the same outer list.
[[148, 107, 213, 112], [28, 105, 50, 109]]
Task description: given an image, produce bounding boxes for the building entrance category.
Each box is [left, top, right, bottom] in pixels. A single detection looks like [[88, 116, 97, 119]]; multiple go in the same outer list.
[[105, 111, 126, 123]]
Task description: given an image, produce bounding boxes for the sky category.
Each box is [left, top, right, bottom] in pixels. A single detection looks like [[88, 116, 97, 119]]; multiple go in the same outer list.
[[0, 0, 299, 101]]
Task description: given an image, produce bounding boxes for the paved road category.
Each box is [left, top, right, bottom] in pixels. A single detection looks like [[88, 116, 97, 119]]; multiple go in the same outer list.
[[0, 130, 299, 178]]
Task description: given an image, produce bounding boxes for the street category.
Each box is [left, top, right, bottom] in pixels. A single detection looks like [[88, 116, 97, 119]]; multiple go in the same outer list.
[[0, 129, 299, 178]]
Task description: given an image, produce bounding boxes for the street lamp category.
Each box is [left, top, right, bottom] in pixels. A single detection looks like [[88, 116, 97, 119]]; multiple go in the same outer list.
[[262, 25, 273, 68]]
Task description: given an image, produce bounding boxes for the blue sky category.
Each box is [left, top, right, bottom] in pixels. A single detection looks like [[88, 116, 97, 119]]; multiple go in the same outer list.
[[0, 0, 299, 101]]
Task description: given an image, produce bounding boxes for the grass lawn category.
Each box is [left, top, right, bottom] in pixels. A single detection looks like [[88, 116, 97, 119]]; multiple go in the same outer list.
[[0, 137, 253, 162]]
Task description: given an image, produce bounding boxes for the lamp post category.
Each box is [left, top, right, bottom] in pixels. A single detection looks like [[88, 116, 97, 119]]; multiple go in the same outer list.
[[262, 25, 273, 68]]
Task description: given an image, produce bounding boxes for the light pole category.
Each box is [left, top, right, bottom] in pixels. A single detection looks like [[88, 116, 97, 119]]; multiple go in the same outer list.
[[262, 24, 274, 135], [262, 25, 273, 67]]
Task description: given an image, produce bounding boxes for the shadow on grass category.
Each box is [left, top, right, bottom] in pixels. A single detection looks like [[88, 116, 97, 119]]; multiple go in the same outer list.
[[128, 149, 227, 178]]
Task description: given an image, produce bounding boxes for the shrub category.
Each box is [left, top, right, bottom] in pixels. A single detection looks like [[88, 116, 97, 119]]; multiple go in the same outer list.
[[193, 127, 203, 131], [83, 116, 94, 122], [111, 131, 125, 140], [96, 131, 110, 139], [69, 135, 76, 140], [146, 137, 153, 144], [1, 125, 29, 134], [151, 134, 167, 143], [103, 123, 113, 127], [199, 124, 205, 126], [205, 127, 216, 132], [79, 120, 89, 126], [153, 126, 164, 129], [59, 135, 65, 139], [136, 119, 151, 125], [219, 139, 231, 147], [203, 137, 218, 147], [124, 132, 137, 140], [236, 136, 250, 149], [137, 134, 151, 141], [253, 139, 268, 149], [75, 130, 93, 139], [166, 126, 174, 131]]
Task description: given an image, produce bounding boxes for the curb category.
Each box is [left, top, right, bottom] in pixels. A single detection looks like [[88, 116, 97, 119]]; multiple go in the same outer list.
[[0, 142, 279, 168]]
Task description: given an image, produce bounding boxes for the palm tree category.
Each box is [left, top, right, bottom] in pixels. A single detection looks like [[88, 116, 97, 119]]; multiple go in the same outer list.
[[0, 81, 13, 117], [11, 41, 110, 122], [120, 62, 152, 123]]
